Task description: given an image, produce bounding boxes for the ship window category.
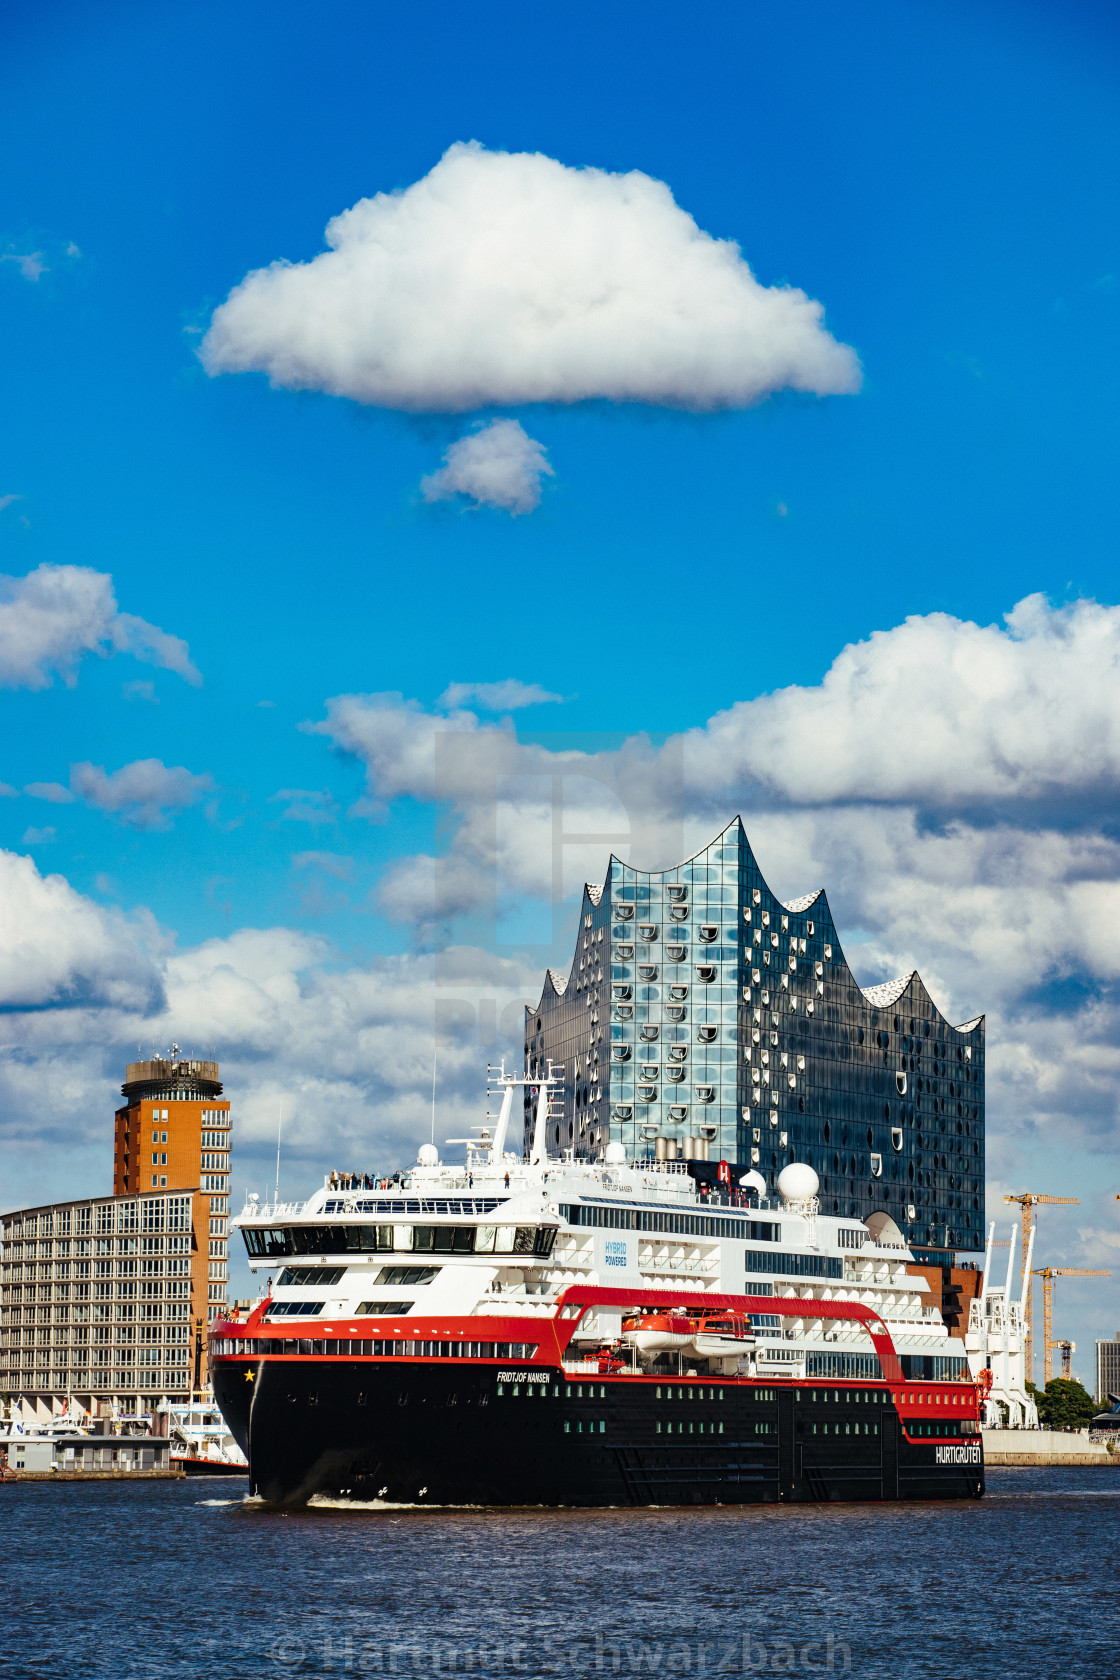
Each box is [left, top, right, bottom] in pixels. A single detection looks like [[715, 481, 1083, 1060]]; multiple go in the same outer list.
[[242, 1228, 294, 1259], [374, 1266, 440, 1286], [276, 1265, 346, 1287], [354, 1301, 413, 1316], [412, 1225, 475, 1254]]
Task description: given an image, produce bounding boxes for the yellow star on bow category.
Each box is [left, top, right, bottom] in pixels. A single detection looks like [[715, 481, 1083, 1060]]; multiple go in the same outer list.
[[244, 1369, 255, 1382]]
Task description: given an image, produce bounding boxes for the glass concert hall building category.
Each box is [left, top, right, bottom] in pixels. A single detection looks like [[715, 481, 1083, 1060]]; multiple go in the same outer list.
[[525, 819, 985, 1256]]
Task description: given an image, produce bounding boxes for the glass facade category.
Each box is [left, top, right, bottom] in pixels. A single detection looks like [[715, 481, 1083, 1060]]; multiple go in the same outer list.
[[525, 818, 985, 1252]]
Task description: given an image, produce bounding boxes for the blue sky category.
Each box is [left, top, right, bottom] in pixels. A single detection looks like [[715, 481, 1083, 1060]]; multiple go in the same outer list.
[[2, 0, 1119, 1367]]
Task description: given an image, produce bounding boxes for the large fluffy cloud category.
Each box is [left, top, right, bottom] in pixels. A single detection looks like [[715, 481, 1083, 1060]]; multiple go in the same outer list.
[[685, 594, 1120, 808], [0, 849, 165, 1011], [0, 564, 201, 690], [200, 142, 860, 413]]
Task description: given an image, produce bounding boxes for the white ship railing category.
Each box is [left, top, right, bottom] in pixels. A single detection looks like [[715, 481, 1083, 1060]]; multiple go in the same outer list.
[[242, 1200, 307, 1220]]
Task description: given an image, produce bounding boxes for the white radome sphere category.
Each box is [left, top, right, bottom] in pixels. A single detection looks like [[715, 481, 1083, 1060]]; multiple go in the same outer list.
[[777, 1162, 820, 1202], [417, 1143, 439, 1167], [738, 1169, 767, 1197], [604, 1141, 627, 1165]]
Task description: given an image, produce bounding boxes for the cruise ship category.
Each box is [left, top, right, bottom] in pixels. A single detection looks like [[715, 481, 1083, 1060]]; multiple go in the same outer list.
[[210, 1068, 984, 1505]]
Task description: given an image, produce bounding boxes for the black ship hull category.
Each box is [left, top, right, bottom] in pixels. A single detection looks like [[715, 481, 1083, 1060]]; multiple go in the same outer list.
[[213, 1357, 984, 1508]]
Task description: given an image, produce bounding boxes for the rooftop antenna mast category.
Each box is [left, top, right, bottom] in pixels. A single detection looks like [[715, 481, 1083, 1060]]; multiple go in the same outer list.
[[431, 1046, 437, 1146], [274, 1099, 283, 1207]]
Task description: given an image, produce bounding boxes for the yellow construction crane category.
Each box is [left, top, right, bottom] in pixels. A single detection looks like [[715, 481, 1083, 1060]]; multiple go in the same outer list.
[[1005, 1192, 1079, 1379], [1030, 1267, 1111, 1384]]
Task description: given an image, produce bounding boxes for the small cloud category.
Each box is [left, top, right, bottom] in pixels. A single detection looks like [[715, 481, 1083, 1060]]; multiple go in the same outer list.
[[24, 781, 75, 804], [439, 679, 563, 711], [421, 419, 553, 515], [0, 494, 21, 514], [94, 872, 120, 896], [2, 250, 47, 282], [269, 787, 338, 827], [0, 781, 18, 798], [122, 679, 159, 704], [775, 501, 789, 519], [69, 758, 214, 831], [22, 826, 56, 844], [292, 850, 354, 880], [0, 563, 201, 690], [256, 699, 277, 708], [66, 242, 81, 259]]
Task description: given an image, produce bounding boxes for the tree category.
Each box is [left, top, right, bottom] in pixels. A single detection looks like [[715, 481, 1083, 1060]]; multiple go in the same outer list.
[[1027, 1378, 1097, 1430]]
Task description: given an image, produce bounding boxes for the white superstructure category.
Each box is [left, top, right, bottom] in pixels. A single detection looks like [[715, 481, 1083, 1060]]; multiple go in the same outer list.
[[234, 1066, 970, 1384]]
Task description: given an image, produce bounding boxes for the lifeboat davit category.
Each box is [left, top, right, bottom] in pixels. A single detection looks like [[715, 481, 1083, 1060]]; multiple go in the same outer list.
[[623, 1310, 694, 1354]]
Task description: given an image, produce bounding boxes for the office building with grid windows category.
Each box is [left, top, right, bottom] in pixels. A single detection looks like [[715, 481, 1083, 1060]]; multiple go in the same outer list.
[[525, 818, 985, 1258], [1097, 1334, 1120, 1405], [0, 1188, 207, 1420]]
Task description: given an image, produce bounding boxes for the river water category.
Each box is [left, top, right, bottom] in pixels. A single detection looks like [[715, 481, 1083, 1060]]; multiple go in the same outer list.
[[3, 1468, 1117, 1678]]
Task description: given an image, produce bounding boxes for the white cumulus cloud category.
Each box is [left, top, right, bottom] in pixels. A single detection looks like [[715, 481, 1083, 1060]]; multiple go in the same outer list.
[[421, 419, 553, 514], [0, 849, 165, 1011], [683, 593, 1120, 808], [200, 141, 860, 413], [68, 759, 215, 831], [0, 564, 201, 690]]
